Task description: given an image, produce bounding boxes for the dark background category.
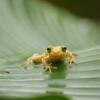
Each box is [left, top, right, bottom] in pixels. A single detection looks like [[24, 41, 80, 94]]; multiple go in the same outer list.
[[44, 0, 100, 22]]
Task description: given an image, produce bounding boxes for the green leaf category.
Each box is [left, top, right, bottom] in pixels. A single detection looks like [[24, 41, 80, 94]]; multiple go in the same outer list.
[[0, 0, 100, 100]]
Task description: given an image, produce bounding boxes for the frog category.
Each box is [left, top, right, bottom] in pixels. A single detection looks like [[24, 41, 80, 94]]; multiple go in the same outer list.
[[21, 46, 77, 73]]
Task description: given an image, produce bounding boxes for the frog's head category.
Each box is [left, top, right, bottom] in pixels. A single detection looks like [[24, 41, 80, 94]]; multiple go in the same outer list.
[[46, 46, 67, 59]]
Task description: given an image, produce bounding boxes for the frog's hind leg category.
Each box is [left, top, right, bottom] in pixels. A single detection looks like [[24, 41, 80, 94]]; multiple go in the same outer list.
[[21, 62, 28, 69], [72, 52, 77, 56], [21, 57, 33, 69]]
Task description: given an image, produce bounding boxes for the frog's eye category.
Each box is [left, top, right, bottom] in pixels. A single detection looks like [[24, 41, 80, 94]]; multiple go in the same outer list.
[[62, 47, 67, 52], [47, 47, 51, 53]]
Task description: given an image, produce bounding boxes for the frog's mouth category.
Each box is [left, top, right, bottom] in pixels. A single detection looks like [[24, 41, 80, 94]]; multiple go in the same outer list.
[[49, 53, 65, 62]]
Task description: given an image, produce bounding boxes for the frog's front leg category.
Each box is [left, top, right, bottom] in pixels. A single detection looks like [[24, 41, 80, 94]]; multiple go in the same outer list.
[[66, 51, 77, 65], [70, 53, 77, 64], [67, 55, 77, 65], [68, 58, 76, 64], [42, 58, 52, 73]]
